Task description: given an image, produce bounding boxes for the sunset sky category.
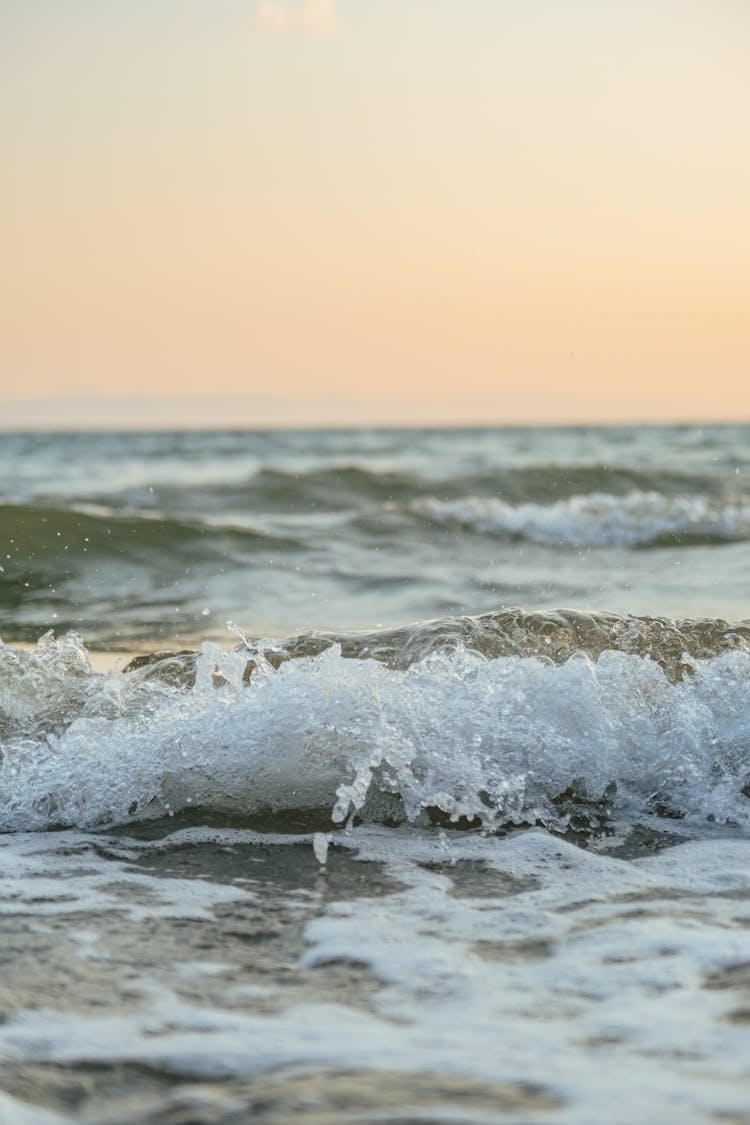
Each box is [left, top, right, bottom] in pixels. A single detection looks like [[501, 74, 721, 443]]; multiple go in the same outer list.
[[2, 0, 749, 427]]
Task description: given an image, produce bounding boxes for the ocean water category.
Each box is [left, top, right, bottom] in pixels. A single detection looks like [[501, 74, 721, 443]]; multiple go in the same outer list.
[[3, 425, 750, 1123]]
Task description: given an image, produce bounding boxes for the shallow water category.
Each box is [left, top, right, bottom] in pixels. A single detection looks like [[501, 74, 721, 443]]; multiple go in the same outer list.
[[3, 823, 750, 1123], [3, 426, 750, 1122]]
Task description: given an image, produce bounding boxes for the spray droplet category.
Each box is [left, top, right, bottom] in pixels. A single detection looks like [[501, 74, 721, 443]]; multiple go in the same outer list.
[[227, 621, 252, 649], [313, 832, 331, 866], [201, 608, 210, 617]]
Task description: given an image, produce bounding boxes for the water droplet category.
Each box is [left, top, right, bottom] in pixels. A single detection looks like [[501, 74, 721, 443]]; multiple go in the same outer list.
[[313, 833, 331, 866]]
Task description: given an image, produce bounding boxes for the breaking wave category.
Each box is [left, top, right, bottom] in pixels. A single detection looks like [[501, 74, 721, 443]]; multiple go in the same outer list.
[[3, 610, 750, 835], [412, 491, 750, 547]]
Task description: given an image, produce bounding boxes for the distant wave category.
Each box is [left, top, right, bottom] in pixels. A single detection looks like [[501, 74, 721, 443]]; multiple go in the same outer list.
[[411, 491, 750, 547], [4, 461, 724, 514], [0, 502, 301, 562], [3, 610, 750, 834], [233, 463, 722, 510]]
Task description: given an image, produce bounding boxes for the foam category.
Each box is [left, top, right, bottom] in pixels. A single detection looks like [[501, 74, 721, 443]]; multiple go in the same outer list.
[[3, 828, 750, 1123], [3, 635, 750, 834], [0, 830, 253, 919], [413, 490, 750, 547]]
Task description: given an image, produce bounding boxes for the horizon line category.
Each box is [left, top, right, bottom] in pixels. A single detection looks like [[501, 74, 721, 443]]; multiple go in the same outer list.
[[1, 392, 747, 431], [1, 418, 748, 433]]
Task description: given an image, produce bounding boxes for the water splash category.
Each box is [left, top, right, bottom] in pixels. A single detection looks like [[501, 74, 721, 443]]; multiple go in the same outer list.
[[3, 618, 750, 834]]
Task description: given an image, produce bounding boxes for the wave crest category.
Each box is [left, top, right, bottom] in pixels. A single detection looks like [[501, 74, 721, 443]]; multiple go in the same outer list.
[[3, 612, 750, 835], [412, 491, 750, 547]]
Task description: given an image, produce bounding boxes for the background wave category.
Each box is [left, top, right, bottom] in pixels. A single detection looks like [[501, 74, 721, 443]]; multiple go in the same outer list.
[[411, 491, 750, 547], [3, 425, 750, 645]]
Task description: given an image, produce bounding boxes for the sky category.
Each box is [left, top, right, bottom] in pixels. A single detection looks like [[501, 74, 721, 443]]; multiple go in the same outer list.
[[1, 0, 749, 427]]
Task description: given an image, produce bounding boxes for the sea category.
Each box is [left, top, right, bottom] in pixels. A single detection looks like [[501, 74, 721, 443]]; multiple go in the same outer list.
[[2, 424, 750, 1124]]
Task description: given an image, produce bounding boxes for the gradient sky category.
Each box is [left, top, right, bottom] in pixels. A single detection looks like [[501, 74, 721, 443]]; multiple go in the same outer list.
[[1, 0, 749, 426]]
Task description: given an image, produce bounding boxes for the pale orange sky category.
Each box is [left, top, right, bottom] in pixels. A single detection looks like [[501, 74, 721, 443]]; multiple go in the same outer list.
[[1, 0, 749, 426]]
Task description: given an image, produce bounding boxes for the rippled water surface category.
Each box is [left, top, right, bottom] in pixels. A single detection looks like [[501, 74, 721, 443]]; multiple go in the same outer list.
[[2, 424, 749, 643], [3, 425, 750, 1123]]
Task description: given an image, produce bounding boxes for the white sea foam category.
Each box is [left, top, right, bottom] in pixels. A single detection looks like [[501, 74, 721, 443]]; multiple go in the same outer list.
[[3, 827, 750, 1123], [3, 633, 750, 834], [0, 829, 253, 920], [412, 490, 750, 547]]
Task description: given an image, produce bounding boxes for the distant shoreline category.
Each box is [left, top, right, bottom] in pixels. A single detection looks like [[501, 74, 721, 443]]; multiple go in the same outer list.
[[1, 398, 748, 433], [1, 414, 750, 429]]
